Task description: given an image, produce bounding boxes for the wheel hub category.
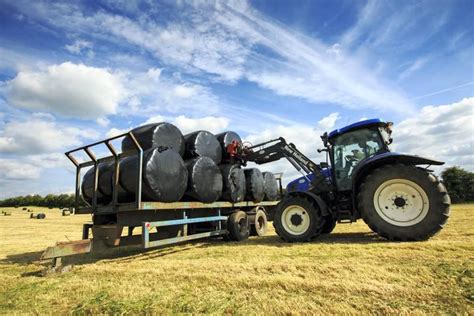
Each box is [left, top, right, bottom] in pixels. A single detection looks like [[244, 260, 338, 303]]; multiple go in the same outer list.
[[290, 213, 303, 226], [281, 205, 311, 235], [394, 196, 407, 208], [373, 178, 429, 227]]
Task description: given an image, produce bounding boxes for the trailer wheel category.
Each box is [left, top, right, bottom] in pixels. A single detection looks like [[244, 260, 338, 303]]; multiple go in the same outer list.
[[227, 210, 249, 241], [274, 196, 323, 242], [249, 209, 268, 237], [358, 164, 450, 241], [321, 215, 337, 234]]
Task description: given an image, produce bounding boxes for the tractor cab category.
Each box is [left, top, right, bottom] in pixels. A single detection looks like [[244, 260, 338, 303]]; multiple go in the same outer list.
[[325, 119, 393, 191]]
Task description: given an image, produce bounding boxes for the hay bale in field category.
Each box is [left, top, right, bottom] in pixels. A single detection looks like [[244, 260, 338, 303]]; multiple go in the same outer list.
[[62, 210, 71, 216], [22, 207, 27, 210], [30, 213, 35, 218], [27, 209, 32, 212], [3, 211, 11, 216], [36, 213, 46, 219]]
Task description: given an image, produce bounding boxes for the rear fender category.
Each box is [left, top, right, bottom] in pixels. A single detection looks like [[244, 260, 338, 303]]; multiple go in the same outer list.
[[287, 191, 331, 217]]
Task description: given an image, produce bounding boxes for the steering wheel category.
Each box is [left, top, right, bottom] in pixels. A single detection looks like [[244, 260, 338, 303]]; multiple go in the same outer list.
[[345, 155, 358, 163]]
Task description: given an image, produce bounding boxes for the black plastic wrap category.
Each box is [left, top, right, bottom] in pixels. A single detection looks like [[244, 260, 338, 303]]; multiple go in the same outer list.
[[184, 157, 223, 203], [81, 162, 114, 205], [184, 130, 222, 164], [117, 147, 188, 202], [244, 168, 265, 203], [122, 122, 185, 156], [220, 164, 246, 203], [215, 131, 241, 160], [262, 171, 279, 201]]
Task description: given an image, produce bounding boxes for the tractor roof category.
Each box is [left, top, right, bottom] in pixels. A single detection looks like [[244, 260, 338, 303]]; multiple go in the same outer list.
[[328, 118, 386, 139]]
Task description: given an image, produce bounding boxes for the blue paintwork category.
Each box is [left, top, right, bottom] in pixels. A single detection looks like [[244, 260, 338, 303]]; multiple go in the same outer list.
[[286, 168, 331, 192], [328, 118, 385, 139]]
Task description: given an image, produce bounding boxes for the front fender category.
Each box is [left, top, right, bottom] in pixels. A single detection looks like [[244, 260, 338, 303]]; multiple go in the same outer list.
[[287, 191, 331, 217]]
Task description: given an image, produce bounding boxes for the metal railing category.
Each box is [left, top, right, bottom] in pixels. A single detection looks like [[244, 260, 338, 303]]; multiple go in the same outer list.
[[65, 132, 143, 214]]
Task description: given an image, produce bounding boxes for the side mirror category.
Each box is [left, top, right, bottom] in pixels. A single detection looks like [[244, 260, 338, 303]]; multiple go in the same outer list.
[[319, 162, 329, 169]]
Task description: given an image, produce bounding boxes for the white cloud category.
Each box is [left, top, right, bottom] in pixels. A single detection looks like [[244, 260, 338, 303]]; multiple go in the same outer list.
[[0, 116, 98, 154], [6, 1, 414, 113], [398, 57, 429, 81], [0, 158, 41, 180], [64, 39, 93, 55], [393, 97, 474, 171], [4, 62, 126, 118], [316, 112, 340, 131], [105, 127, 129, 138], [122, 68, 220, 116], [96, 117, 110, 127]]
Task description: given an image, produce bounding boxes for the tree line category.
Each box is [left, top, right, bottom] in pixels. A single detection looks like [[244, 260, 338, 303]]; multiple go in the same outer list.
[[0, 193, 86, 208], [0, 167, 472, 207]]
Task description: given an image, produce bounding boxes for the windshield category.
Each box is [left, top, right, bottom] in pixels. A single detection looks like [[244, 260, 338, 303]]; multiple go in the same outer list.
[[332, 127, 385, 190]]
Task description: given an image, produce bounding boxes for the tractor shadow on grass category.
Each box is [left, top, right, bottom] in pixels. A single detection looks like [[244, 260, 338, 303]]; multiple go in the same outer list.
[[217, 231, 389, 247], [3, 231, 389, 276]]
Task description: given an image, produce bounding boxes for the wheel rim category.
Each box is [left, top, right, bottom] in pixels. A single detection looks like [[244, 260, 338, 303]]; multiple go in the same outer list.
[[373, 178, 430, 227], [281, 205, 310, 235]]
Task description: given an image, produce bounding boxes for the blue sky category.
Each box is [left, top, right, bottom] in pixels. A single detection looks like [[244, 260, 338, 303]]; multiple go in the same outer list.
[[0, 0, 473, 198]]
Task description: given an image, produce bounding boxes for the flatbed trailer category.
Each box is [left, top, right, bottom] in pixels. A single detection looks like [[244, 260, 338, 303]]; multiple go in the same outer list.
[[40, 132, 281, 269]]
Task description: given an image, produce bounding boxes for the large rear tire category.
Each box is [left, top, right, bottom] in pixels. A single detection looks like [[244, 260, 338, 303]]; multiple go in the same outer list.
[[358, 164, 450, 241], [273, 196, 323, 242]]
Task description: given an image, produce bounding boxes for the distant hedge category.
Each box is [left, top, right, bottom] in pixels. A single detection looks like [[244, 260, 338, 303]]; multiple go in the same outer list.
[[441, 167, 474, 203], [0, 194, 86, 208]]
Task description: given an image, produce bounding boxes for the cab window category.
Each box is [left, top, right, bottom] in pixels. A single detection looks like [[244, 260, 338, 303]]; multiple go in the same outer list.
[[332, 128, 384, 190]]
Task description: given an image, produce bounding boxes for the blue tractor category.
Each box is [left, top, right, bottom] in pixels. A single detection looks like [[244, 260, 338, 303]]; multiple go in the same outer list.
[[234, 119, 450, 242]]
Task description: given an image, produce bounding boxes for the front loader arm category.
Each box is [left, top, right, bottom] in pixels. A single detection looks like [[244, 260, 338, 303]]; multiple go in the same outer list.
[[234, 137, 327, 181]]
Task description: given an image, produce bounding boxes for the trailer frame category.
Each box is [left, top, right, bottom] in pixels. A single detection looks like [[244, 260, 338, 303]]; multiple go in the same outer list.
[[41, 133, 281, 268]]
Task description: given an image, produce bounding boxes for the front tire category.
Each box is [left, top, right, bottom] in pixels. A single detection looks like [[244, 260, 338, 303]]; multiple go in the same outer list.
[[358, 164, 450, 241], [321, 215, 337, 234], [274, 196, 323, 242]]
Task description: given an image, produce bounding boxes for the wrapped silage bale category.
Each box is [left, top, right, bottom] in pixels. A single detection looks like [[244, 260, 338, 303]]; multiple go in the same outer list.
[[220, 164, 246, 203], [215, 131, 241, 161], [184, 130, 222, 164], [244, 168, 265, 203], [184, 157, 223, 203], [262, 172, 279, 201], [116, 147, 188, 202], [81, 162, 114, 205], [121, 122, 185, 156]]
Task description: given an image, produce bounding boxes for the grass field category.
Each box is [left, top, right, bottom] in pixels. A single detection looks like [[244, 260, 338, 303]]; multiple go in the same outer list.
[[0, 205, 472, 314]]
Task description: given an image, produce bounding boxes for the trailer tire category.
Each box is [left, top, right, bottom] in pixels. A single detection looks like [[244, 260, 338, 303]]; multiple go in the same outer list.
[[274, 196, 323, 242], [249, 209, 268, 237], [321, 215, 337, 234], [227, 211, 249, 241], [358, 164, 450, 241]]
